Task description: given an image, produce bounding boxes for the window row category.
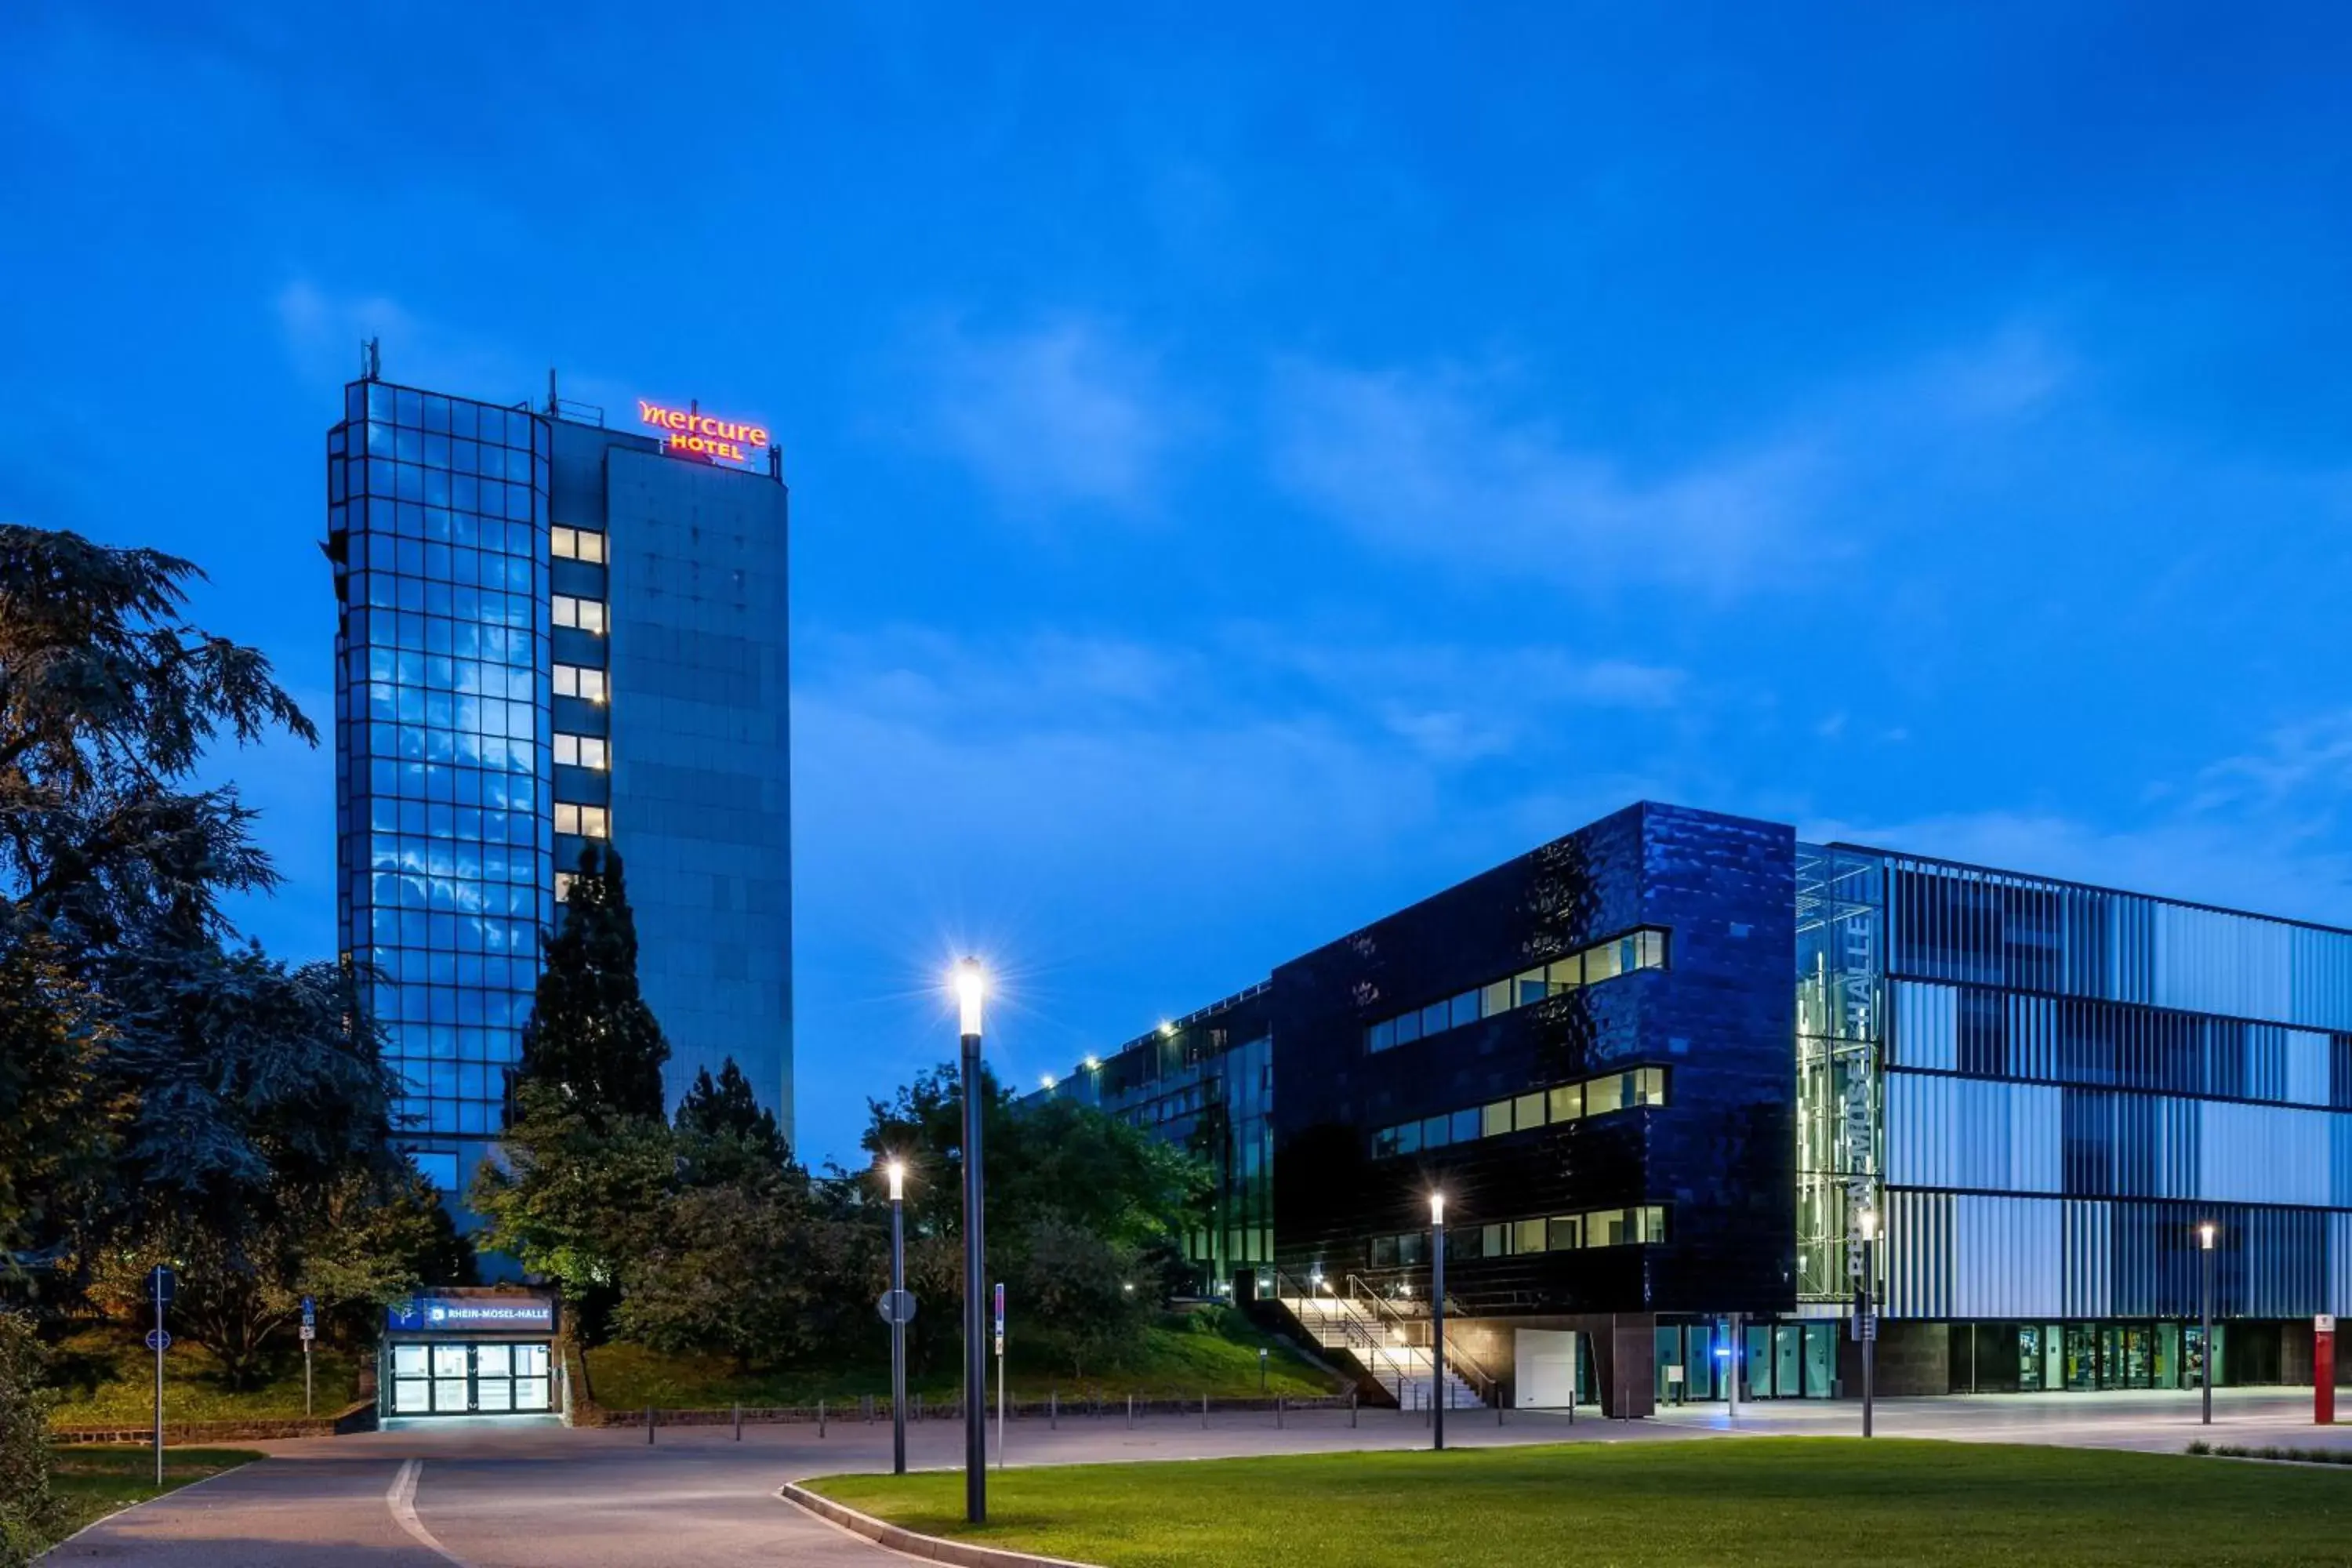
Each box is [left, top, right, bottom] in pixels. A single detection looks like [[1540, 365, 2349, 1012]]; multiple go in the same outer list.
[[350, 459, 540, 521], [358, 758, 547, 812], [360, 949, 539, 994], [554, 662, 608, 702], [369, 984, 533, 1032], [551, 526, 607, 563], [365, 909, 543, 957], [552, 594, 606, 633], [396, 1097, 502, 1135], [356, 535, 542, 592], [351, 384, 546, 452], [1368, 1203, 1670, 1266], [363, 688, 541, 739], [368, 873, 541, 917], [359, 419, 542, 481], [347, 609, 543, 663], [1372, 1067, 1666, 1157], [553, 802, 610, 838], [554, 732, 608, 770], [361, 648, 539, 699], [338, 498, 541, 558], [1365, 928, 1670, 1054], [359, 724, 541, 772], [358, 572, 543, 628]]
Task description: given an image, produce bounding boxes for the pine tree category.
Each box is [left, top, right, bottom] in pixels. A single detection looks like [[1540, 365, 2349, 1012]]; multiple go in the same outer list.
[[516, 844, 669, 1121], [676, 1059, 785, 1151]]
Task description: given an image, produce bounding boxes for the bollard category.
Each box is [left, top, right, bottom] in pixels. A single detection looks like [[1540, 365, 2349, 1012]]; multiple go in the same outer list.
[[1051, 1390, 1058, 1430], [645, 1404, 655, 1445], [1201, 1392, 1208, 1428], [915, 1392, 924, 1423], [1127, 1393, 1134, 1429], [1277, 1394, 1284, 1429], [1498, 1395, 1504, 1427], [734, 1402, 742, 1441], [1351, 1388, 1359, 1428], [818, 1398, 826, 1438]]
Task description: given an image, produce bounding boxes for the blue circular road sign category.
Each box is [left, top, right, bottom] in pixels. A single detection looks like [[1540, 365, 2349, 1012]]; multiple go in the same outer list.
[[144, 1329, 170, 1352]]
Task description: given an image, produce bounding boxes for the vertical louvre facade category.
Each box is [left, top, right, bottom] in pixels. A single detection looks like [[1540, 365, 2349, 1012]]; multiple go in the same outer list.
[[1858, 848, 2352, 1344]]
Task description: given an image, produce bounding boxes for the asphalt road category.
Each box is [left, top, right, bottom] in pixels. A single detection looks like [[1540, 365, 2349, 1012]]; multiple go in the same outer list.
[[45, 1389, 2330, 1565]]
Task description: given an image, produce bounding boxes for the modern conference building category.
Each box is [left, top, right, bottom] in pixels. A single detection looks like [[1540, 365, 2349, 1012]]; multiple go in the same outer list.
[[1040, 801, 2352, 1414], [326, 361, 793, 1203]]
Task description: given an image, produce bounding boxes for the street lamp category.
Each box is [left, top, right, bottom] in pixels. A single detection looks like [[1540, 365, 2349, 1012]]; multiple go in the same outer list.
[[1857, 1207, 1878, 1439], [1429, 1191, 1447, 1453], [887, 1159, 908, 1475], [2199, 1219, 2217, 1425], [955, 958, 988, 1523]]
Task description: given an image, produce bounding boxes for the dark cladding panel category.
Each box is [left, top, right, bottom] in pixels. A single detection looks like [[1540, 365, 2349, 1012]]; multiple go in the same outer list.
[[1271, 802, 1796, 1316]]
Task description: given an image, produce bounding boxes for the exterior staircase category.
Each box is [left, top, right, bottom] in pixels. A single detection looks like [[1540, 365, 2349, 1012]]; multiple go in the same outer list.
[[1272, 1272, 1492, 1409]]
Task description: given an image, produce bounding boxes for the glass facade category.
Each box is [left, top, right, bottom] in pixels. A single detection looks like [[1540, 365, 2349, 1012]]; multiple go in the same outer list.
[[332, 372, 796, 1196], [330, 379, 554, 1192]]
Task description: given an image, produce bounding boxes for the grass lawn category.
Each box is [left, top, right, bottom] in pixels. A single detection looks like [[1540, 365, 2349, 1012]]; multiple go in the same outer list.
[[587, 1310, 1339, 1410], [45, 1327, 363, 1427], [811, 1437, 2352, 1567], [42, 1445, 262, 1545]]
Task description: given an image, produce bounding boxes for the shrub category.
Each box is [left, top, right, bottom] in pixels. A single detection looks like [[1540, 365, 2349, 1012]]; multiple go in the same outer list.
[[0, 1312, 60, 1567]]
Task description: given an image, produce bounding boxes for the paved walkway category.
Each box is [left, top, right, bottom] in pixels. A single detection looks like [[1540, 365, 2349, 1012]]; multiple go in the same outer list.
[[45, 1389, 2338, 1564]]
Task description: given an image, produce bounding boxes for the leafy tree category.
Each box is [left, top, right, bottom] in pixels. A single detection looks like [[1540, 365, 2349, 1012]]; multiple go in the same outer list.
[[0, 524, 313, 953], [675, 1058, 789, 1188], [470, 1091, 673, 1342], [517, 844, 668, 1121], [0, 524, 314, 1267], [80, 946, 449, 1387], [859, 1065, 1209, 1374]]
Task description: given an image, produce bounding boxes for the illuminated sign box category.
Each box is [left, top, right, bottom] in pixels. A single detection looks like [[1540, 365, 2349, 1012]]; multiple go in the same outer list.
[[637, 400, 768, 465], [385, 1294, 557, 1334]]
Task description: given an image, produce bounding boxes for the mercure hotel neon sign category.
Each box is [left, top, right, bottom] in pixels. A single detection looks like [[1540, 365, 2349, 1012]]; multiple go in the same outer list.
[[637, 400, 768, 464]]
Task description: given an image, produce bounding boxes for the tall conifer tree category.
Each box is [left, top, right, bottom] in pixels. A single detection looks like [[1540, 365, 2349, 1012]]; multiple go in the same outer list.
[[516, 844, 669, 1120]]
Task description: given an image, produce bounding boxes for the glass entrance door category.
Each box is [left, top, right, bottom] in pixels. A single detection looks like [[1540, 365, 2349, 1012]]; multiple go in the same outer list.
[[386, 1341, 554, 1417]]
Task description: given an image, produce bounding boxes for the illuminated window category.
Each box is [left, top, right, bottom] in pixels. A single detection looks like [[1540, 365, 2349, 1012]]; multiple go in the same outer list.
[[1363, 927, 1670, 1053], [552, 595, 605, 633], [553, 803, 610, 839], [553, 733, 608, 770], [1370, 1065, 1664, 1157], [554, 871, 576, 905], [550, 527, 607, 564], [553, 663, 607, 702]]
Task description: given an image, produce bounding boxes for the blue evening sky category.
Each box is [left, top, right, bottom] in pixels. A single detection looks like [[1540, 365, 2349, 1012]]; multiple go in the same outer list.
[[5, 4, 2350, 1169]]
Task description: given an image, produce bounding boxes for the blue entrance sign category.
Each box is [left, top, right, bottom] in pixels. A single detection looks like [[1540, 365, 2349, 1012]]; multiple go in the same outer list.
[[386, 1294, 557, 1334]]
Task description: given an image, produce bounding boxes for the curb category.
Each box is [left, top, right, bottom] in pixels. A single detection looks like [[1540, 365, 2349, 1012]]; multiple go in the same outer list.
[[779, 1483, 1102, 1568]]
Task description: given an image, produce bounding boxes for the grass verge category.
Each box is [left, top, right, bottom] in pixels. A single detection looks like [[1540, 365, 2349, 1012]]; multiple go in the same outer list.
[[811, 1437, 2352, 1568], [587, 1309, 1338, 1409], [42, 1446, 262, 1547], [45, 1327, 362, 1427]]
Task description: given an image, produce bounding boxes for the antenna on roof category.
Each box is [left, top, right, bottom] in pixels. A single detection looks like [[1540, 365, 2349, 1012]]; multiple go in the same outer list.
[[547, 368, 558, 417], [362, 337, 381, 380]]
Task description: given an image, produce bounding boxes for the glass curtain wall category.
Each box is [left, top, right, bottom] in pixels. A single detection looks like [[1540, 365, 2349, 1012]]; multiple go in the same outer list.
[[331, 379, 554, 1189], [1795, 845, 1887, 1305]]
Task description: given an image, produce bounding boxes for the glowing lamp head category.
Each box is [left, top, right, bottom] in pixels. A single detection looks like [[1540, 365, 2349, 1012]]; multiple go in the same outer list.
[[1857, 1207, 1878, 1243], [2199, 1220, 2217, 1250], [1429, 1192, 1446, 1227], [1083, 1054, 1101, 1072], [884, 1160, 905, 1202], [954, 957, 985, 1036], [1040, 1073, 1057, 1090]]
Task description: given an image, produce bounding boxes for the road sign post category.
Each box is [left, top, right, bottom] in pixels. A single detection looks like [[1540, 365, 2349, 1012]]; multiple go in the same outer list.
[[301, 1296, 316, 1417], [993, 1282, 1006, 1469], [148, 1265, 174, 1486]]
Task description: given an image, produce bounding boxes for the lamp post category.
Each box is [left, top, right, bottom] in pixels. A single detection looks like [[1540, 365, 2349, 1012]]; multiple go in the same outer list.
[[887, 1159, 908, 1475], [2199, 1219, 2217, 1425], [1429, 1191, 1447, 1453], [956, 959, 988, 1523], [1857, 1207, 1878, 1439]]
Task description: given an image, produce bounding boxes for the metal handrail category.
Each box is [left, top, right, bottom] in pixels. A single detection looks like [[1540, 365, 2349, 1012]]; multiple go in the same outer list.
[[1344, 1274, 1497, 1403], [1271, 1271, 1443, 1400]]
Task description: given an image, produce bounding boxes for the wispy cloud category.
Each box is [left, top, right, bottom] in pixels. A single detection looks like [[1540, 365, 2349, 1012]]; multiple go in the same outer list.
[[273, 279, 530, 401], [1268, 324, 2077, 597], [1269, 358, 1824, 593], [912, 316, 1189, 517]]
